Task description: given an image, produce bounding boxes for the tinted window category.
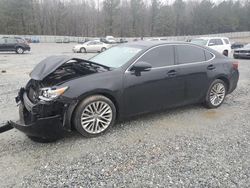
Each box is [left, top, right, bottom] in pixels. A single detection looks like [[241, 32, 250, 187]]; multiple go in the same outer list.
[[205, 50, 214, 61], [0, 38, 5, 44], [176, 45, 206, 64], [138, 45, 174, 67], [17, 39, 25, 43], [209, 39, 223, 46], [88, 41, 96, 45], [223, 39, 229, 44], [6, 38, 17, 44]]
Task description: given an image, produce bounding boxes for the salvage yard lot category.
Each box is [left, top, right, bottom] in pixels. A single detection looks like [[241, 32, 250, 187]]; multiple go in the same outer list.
[[0, 43, 249, 187]]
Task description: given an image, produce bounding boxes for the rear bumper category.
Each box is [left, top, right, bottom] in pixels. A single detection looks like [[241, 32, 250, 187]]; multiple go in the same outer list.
[[228, 70, 239, 94]]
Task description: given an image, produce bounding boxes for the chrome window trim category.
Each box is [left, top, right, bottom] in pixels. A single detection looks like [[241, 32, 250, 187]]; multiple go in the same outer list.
[[125, 43, 215, 73]]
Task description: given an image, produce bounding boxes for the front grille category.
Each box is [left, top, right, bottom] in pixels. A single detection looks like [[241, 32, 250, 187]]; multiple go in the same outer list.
[[239, 50, 250, 53]]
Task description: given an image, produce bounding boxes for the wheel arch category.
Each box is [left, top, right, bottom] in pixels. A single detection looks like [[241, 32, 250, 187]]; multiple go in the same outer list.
[[67, 90, 120, 130], [214, 75, 230, 92]]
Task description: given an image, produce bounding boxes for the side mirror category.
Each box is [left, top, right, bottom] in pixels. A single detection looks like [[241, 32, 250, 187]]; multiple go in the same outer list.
[[131, 61, 152, 72], [208, 42, 216, 46]]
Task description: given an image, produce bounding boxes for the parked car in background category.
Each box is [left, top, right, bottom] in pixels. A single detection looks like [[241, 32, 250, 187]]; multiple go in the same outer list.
[[73, 41, 112, 53], [0, 37, 31, 54], [30, 36, 40, 43], [10, 41, 239, 142], [78, 38, 90, 44], [231, 42, 245, 49], [190, 37, 231, 56], [105, 36, 116, 43], [147, 38, 168, 41], [233, 43, 250, 59], [63, 38, 70, 43], [101, 37, 117, 44], [119, 38, 128, 43], [56, 39, 63, 43]]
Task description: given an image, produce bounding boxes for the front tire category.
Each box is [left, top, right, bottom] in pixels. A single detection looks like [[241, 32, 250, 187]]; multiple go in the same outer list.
[[101, 47, 107, 52], [73, 95, 116, 137], [16, 47, 24, 54], [80, 47, 86, 53], [204, 79, 227, 109], [223, 50, 228, 57]]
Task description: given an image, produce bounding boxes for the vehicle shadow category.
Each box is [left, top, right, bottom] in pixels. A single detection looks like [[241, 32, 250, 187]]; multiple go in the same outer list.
[[0, 52, 31, 55], [62, 103, 203, 142]]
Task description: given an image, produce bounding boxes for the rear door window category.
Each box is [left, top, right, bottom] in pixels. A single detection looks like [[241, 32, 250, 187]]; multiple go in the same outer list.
[[176, 45, 206, 64], [205, 51, 214, 61], [6, 38, 17, 44], [138, 45, 174, 68], [0, 38, 5, 44], [209, 39, 223, 46]]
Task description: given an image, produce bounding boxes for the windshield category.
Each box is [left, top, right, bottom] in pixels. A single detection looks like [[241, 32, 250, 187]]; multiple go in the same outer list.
[[190, 39, 208, 46], [90, 46, 143, 68]]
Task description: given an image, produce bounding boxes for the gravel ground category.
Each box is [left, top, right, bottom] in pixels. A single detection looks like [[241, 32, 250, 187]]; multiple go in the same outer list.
[[0, 43, 249, 188]]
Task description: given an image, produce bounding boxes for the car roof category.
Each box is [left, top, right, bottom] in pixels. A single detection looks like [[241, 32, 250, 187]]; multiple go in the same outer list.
[[121, 40, 224, 58], [193, 37, 229, 40], [122, 41, 195, 49]]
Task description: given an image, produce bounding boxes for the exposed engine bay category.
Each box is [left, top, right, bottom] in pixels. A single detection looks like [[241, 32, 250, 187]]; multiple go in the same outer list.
[[42, 59, 105, 86], [25, 57, 109, 103]]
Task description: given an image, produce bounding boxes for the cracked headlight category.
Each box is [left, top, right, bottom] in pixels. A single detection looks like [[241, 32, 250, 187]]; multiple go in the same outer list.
[[39, 86, 69, 101]]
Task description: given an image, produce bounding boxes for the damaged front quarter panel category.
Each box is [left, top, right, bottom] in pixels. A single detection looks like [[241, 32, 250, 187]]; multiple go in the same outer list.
[[10, 55, 113, 140]]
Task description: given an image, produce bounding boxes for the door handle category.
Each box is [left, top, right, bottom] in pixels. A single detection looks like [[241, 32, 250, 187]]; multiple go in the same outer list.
[[207, 64, 216, 70], [167, 70, 177, 77]]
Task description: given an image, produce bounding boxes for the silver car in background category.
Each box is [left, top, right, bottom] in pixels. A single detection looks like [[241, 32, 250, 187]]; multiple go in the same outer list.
[[73, 41, 112, 53], [234, 44, 250, 59]]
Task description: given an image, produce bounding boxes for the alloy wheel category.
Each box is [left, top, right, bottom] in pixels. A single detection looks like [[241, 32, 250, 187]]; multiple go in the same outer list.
[[17, 48, 24, 54], [81, 101, 113, 134], [209, 83, 226, 106]]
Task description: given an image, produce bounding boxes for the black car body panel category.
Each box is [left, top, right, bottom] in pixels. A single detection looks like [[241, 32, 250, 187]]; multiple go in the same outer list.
[[30, 56, 73, 80], [10, 41, 239, 139]]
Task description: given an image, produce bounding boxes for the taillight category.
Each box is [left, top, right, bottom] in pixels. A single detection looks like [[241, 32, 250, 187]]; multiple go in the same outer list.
[[232, 61, 239, 70]]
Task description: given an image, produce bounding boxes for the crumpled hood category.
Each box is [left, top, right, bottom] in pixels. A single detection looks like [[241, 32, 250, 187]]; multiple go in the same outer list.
[[30, 56, 74, 80]]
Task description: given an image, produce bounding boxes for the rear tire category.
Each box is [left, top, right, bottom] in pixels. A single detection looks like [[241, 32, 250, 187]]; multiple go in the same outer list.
[[223, 50, 228, 57], [16, 47, 24, 54], [204, 79, 227, 109], [73, 95, 116, 138]]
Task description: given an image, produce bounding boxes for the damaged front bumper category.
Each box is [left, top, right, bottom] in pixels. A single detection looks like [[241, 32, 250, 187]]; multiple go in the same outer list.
[[9, 88, 76, 139]]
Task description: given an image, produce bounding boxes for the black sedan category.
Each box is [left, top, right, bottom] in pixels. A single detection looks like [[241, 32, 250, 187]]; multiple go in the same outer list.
[[234, 44, 250, 59], [0, 37, 31, 54], [10, 41, 239, 142]]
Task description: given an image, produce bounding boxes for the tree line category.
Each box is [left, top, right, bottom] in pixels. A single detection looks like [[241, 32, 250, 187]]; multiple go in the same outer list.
[[0, 0, 249, 37]]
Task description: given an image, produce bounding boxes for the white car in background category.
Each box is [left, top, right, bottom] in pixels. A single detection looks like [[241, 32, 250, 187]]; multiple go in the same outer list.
[[146, 38, 168, 41], [191, 37, 231, 56], [73, 41, 112, 53], [105, 36, 116, 43]]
